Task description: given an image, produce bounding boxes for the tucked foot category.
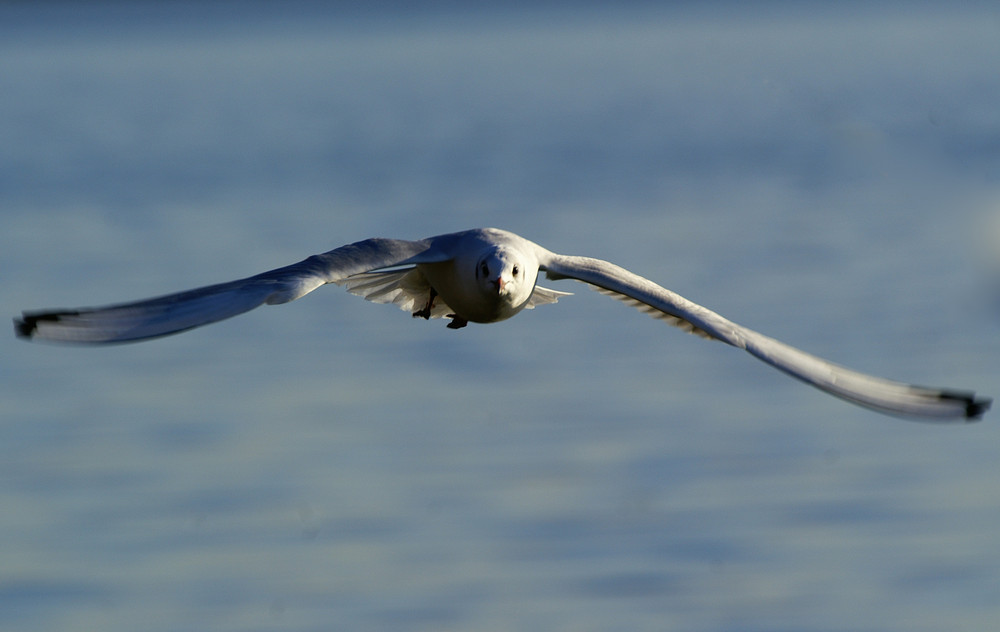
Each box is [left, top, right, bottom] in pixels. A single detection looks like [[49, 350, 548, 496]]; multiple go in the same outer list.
[[412, 288, 438, 320], [446, 315, 468, 329]]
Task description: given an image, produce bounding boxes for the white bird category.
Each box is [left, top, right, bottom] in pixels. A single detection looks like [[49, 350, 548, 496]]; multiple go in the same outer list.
[[14, 227, 989, 421]]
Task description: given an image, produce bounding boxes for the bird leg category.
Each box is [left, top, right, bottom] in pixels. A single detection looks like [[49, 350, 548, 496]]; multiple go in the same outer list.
[[413, 288, 467, 328], [412, 287, 438, 320]]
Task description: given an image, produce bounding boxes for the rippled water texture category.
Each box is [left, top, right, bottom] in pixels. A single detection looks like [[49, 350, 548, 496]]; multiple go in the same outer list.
[[2, 3, 999, 631]]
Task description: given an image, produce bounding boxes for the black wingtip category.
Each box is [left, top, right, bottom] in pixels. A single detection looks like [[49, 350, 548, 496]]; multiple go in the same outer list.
[[14, 310, 78, 341], [14, 315, 36, 339], [939, 389, 991, 421]]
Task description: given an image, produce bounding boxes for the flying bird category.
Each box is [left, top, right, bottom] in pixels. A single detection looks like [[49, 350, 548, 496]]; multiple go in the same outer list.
[[14, 228, 990, 421]]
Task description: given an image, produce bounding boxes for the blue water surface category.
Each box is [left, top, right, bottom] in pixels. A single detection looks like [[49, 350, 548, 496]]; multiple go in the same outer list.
[[2, 2, 999, 631]]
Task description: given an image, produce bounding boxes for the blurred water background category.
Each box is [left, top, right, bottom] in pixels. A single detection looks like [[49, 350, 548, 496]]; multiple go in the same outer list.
[[2, 2, 999, 630]]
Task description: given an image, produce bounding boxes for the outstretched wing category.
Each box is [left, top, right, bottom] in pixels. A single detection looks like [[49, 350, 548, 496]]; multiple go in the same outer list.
[[539, 252, 990, 422], [15, 237, 449, 344]]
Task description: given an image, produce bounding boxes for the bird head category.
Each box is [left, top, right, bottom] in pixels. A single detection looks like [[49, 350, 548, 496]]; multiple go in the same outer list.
[[475, 247, 536, 308]]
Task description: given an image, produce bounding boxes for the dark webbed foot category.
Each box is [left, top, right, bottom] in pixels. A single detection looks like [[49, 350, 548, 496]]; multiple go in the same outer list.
[[412, 288, 438, 320], [446, 315, 468, 329]]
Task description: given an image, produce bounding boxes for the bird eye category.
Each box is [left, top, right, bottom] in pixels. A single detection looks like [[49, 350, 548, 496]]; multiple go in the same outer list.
[[480, 262, 489, 278], [512, 265, 519, 276]]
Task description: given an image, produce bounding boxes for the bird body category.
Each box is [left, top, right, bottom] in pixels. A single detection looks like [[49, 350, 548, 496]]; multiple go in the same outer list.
[[14, 228, 990, 421], [416, 229, 540, 324]]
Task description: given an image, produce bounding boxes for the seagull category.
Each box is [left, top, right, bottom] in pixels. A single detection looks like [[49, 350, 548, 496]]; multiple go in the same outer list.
[[14, 227, 990, 421]]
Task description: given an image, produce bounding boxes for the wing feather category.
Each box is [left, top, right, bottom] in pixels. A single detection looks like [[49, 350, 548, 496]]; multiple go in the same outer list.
[[525, 285, 573, 309], [337, 268, 455, 318], [539, 252, 990, 422], [16, 237, 448, 344], [591, 286, 715, 339]]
